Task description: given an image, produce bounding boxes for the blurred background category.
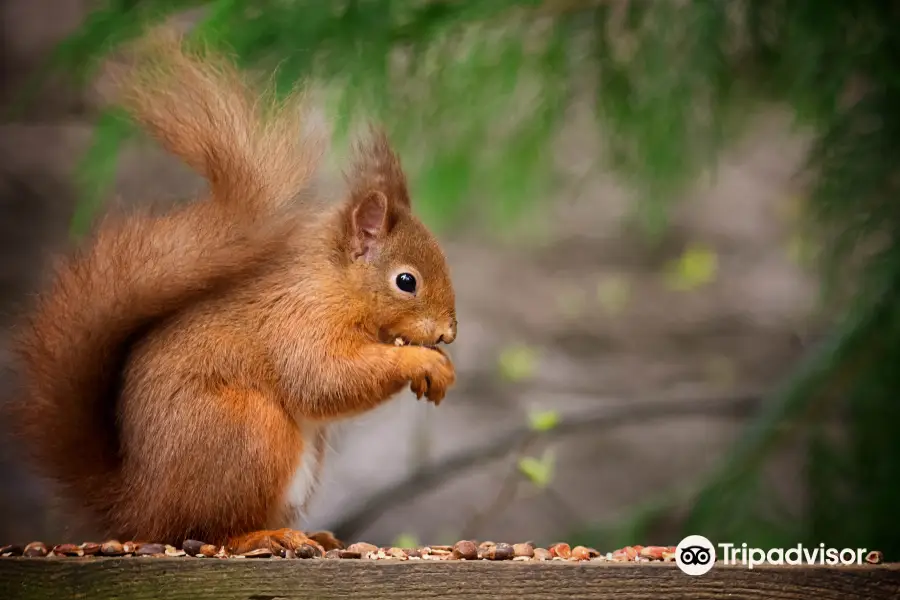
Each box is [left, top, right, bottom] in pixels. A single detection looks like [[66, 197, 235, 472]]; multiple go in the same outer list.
[[1, 0, 898, 559]]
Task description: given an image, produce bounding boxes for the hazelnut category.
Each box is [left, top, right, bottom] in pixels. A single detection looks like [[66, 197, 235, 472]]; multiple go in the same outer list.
[[80, 542, 101, 556], [513, 543, 535, 558], [296, 543, 321, 559], [24, 542, 48, 557], [181, 540, 205, 557], [100, 540, 125, 556], [482, 543, 514, 560], [451, 540, 478, 560], [52, 544, 84, 557], [136, 543, 166, 556], [347, 542, 378, 555]]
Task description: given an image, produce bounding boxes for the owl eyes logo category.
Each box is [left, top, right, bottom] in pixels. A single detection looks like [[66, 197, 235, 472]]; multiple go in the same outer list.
[[675, 535, 716, 575]]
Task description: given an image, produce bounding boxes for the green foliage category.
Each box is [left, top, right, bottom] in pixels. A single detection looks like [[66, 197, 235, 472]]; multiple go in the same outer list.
[[496, 343, 538, 382], [663, 243, 718, 291], [391, 532, 420, 549], [29, 0, 900, 558], [518, 449, 555, 489], [527, 408, 561, 432]]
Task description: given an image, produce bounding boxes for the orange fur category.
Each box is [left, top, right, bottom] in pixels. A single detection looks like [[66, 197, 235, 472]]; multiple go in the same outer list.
[[9, 30, 456, 548]]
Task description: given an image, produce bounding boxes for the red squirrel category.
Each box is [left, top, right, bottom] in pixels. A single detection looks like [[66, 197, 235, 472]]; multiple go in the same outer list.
[[9, 31, 457, 554]]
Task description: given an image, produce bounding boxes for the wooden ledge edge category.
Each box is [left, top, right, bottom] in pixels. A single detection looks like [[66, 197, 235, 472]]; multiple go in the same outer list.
[[3, 556, 900, 600], [1, 556, 899, 568]]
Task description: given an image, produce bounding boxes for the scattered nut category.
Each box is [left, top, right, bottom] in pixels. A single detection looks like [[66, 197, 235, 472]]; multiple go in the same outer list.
[[347, 542, 378, 555], [0, 536, 754, 565], [53, 544, 84, 557], [513, 542, 535, 558], [296, 543, 321, 559], [386, 547, 409, 560], [482, 543, 514, 561], [24, 542, 48, 558], [612, 546, 638, 561], [451, 540, 478, 560], [571, 546, 597, 561], [0, 545, 23, 557], [549, 543, 571, 559], [136, 543, 166, 557], [181, 540, 205, 557], [866, 550, 884, 565], [99, 540, 125, 556], [533, 548, 552, 561], [80, 542, 101, 556]]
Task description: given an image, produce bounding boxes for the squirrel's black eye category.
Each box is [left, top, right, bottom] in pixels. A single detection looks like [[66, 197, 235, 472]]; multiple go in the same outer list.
[[395, 272, 417, 294]]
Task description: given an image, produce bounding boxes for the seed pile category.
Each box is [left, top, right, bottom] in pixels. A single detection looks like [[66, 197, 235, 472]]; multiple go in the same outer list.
[[0, 541, 886, 565], [0, 540, 679, 562]]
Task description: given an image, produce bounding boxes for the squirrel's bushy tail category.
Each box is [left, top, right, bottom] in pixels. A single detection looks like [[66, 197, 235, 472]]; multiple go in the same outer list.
[[10, 29, 325, 527], [112, 29, 327, 209]]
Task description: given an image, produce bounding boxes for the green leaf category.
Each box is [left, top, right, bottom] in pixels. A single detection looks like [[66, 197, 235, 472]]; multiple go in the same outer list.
[[517, 450, 555, 489], [527, 409, 561, 432], [497, 344, 539, 382], [663, 243, 719, 291]]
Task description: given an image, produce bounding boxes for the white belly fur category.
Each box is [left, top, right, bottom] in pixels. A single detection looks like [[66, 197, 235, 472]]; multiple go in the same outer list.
[[283, 420, 327, 526]]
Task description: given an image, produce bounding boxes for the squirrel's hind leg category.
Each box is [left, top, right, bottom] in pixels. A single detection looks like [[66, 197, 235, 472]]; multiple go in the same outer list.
[[115, 384, 304, 546]]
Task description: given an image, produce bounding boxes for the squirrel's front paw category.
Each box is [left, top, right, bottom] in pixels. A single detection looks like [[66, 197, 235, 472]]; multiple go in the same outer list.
[[407, 346, 455, 406]]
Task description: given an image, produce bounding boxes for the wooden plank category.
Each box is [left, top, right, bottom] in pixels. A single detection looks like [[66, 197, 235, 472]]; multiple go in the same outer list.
[[2, 558, 899, 600]]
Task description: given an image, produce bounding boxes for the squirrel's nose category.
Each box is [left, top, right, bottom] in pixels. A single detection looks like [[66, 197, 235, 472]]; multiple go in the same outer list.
[[437, 317, 457, 345]]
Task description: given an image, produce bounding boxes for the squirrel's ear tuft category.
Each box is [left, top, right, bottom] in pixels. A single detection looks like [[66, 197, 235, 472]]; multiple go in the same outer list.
[[345, 126, 410, 210]]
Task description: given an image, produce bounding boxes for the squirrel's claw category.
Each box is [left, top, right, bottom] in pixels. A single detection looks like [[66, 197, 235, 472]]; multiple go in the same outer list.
[[410, 378, 427, 399]]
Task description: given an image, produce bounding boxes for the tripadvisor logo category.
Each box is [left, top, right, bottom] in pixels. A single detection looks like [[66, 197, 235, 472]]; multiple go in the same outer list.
[[675, 535, 716, 576], [675, 535, 869, 575]]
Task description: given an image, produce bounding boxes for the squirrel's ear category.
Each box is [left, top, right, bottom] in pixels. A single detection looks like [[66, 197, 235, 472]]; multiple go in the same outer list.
[[348, 190, 393, 260], [343, 127, 410, 260]]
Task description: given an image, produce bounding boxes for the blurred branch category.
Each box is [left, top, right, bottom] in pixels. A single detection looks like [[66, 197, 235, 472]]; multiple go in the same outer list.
[[329, 390, 763, 541]]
